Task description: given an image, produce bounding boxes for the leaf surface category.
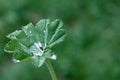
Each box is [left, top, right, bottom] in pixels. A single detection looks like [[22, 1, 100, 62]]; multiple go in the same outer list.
[[4, 19, 66, 67]]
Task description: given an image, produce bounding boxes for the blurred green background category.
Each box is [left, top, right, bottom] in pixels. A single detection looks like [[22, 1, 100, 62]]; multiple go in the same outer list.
[[0, 0, 120, 80]]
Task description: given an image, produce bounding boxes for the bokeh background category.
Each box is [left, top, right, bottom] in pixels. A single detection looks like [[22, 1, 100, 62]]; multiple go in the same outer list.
[[0, 0, 120, 80]]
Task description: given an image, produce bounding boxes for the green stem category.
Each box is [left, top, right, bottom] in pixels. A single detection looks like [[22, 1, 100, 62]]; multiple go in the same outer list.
[[45, 59, 57, 80]]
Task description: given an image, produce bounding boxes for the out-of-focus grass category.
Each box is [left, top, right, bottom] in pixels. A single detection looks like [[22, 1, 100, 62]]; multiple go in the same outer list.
[[0, 0, 120, 80]]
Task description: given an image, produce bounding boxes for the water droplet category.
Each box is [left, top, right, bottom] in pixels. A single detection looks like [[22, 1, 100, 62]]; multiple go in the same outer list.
[[24, 25, 28, 29], [28, 31, 32, 36], [44, 30, 45, 33], [29, 31, 31, 34], [38, 42, 42, 47], [30, 42, 43, 56], [13, 59, 20, 63], [34, 43, 40, 49], [50, 55, 57, 60]]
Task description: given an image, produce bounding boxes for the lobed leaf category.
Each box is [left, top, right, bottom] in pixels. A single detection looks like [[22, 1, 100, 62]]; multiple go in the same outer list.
[[4, 19, 66, 67]]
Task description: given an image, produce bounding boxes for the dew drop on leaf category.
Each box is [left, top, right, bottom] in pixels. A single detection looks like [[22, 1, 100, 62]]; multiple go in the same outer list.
[[30, 42, 44, 56], [13, 59, 20, 63], [50, 54, 57, 60]]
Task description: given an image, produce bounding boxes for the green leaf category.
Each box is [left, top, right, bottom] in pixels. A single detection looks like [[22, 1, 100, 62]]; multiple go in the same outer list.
[[47, 19, 64, 43], [7, 30, 22, 39], [31, 56, 45, 68], [7, 30, 33, 47], [4, 40, 31, 60], [35, 19, 49, 46], [4, 19, 66, 67]]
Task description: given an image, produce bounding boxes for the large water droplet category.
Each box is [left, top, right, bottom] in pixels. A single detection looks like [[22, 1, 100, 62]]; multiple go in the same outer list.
[[30, 42, 43, 56]]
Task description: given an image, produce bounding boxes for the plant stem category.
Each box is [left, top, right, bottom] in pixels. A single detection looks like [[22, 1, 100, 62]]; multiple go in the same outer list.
[[45, 59, 57, 80]]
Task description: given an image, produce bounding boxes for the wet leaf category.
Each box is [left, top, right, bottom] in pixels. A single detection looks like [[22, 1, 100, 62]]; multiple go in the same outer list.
[[4, 19, 66, 67]]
